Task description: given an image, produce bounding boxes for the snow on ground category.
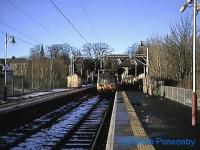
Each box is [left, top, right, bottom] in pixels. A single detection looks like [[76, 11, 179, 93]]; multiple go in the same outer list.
[[52, 89, 69, 92], [2, 85, 92, 101], [21, 92, 50, 99], [7, 89, 69, 100], [82, 84, 93, 87]]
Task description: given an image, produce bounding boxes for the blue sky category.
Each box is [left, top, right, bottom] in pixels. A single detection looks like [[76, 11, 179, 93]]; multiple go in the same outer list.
[[0, 0, 198, 58]]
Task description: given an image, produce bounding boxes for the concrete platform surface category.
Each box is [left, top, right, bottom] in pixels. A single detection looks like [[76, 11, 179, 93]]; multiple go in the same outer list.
[[106, 91, 155, 150], [126, 91, 200, 150]]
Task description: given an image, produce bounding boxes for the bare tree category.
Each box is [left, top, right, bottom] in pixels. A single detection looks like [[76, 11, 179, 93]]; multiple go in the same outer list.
[[47, 44, 73, 88], [163, 16, 192, 85], [125, 43, 138, 56], [92, 42, 113, 58], [143, 16, 193, 87], [82, 43, 93, 57], [28, 45, 48, 90]]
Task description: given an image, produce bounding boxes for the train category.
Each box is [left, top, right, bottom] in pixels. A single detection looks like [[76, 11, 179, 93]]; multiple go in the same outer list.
[[97, 73, 117, 92]]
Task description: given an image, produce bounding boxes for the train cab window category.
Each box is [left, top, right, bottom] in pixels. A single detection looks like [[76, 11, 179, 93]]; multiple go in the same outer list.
[[100, 77, 115, 83]]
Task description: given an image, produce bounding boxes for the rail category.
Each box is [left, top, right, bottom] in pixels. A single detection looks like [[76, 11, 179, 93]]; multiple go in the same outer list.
[[0, 93, 112, 149]]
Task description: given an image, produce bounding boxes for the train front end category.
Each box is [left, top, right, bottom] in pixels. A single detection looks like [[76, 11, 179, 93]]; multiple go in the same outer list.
[[97, 74, 117, 92]]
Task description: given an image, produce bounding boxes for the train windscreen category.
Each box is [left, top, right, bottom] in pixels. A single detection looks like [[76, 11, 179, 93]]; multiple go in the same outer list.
[[99, 77, 116, 83]]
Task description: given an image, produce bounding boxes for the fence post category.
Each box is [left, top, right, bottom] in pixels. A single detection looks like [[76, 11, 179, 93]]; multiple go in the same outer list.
[[22, 76, 24, 94], [162, 86, 196, 109], [167, 86, 169, 98], [184, 89, 186, 105], [167, 86, 168, 98], [177, 88, 179, 102], [12, 75, 14, 95]]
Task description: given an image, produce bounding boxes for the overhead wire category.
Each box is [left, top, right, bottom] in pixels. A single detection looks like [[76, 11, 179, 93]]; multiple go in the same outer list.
[[7, 0, 65, 43], [0, 20, 42, 44], [49, 0, 88, 43], [14, 36, 37, 46], [0, 30, 37, 46], [79, 0, 101, 42]]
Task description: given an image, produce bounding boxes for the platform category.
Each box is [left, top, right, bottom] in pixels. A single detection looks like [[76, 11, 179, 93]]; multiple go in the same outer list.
[[0, 86, 94, 115], [106, 91, 155, 150]]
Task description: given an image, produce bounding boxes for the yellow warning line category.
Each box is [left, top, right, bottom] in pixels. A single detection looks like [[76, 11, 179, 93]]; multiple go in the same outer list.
[[122, 91, 155, 150]]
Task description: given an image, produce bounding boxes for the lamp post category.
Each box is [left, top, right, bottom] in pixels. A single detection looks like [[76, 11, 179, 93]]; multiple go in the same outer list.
[[180, 0, 200, 127], [140, 40, 149, 94], [140, 41, 149, 76], [4, 33, 16, 100], [31, 57, 34, 92], [70, 54, 76, 75], [50, 50, 53, 92]]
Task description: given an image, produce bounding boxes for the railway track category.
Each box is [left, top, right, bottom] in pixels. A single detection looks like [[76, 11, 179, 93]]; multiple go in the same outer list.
[[0, 94, 113, 150]]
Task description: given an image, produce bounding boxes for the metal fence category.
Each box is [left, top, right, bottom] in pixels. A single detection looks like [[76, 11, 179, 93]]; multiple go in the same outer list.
[[163, 86, 200, 110], [0, 75, 66, 98]]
